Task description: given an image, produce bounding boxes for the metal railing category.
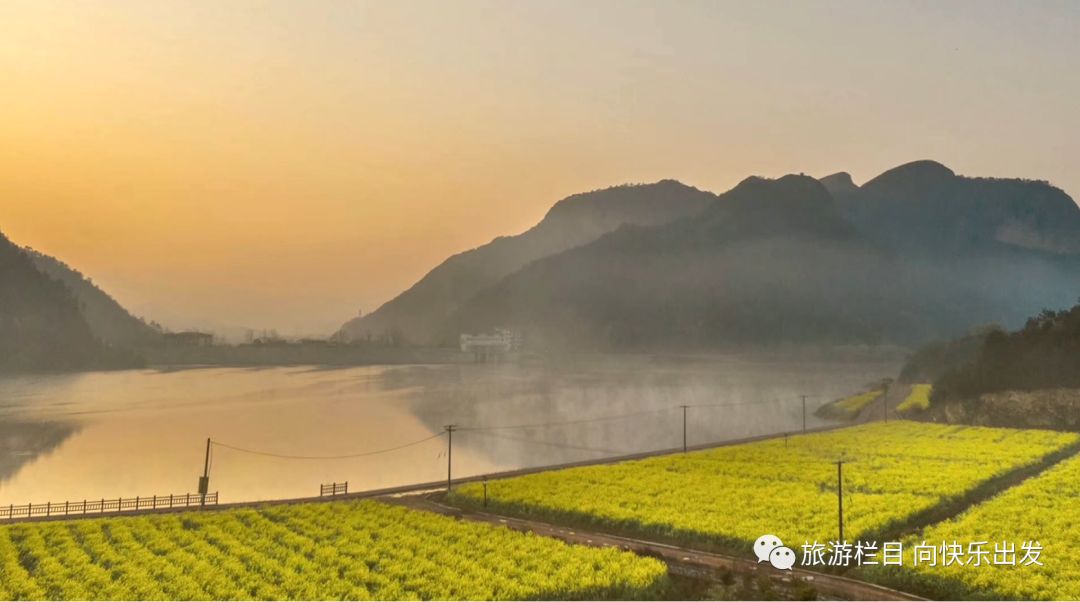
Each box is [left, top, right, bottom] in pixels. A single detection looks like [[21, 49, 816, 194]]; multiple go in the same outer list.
[[320, 481, 348, 497], [0, 492, 218, 521]]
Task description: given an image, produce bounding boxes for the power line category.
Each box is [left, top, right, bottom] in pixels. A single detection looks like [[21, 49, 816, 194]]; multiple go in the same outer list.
[[468, 429, 629, 456], [208, 396, 810, 462], [210, 432, 444, 460], [687, 398, 797, 409], [460, 406, 669, 430]]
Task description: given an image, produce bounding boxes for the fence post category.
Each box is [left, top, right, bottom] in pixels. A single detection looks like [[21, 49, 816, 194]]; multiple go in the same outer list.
[[169, 494, 174, 508], [83, 500, 87, 515], [135, 495, 140, 511], [64, 501, 69, 515], [344, 481, 348, 495], [46, 502, 51, 517]]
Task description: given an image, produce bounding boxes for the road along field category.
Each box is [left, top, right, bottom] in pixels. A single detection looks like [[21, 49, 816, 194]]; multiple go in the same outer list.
[[448, 422, 1079, 554], [860, 448, 1080, 600], [0, 499, 668, 601]]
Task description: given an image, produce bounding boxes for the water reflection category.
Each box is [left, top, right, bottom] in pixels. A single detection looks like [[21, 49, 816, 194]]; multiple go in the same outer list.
[[0, 354, 897, 505], [0, 419, 80, 484]]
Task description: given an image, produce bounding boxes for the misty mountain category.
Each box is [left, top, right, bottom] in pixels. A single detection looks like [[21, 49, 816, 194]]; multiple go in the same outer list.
[[441, 175, 928, 348], [827, 160, 1080, 330], [335, 180, 716, 344], [340, 160, 1079, 351], [0, 230, 136, 372], [26, 248, 160, 348], [830, 160, 1080, 256]]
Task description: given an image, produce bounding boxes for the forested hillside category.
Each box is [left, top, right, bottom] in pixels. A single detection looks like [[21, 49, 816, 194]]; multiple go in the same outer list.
[[335, 180, 716, 344], [27, 248, 160, 348], [342, 160, 1080, 351], [933, 301, 1080, 402]]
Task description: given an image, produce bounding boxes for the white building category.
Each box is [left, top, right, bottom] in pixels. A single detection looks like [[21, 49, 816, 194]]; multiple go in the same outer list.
[[460, 328, 520, 360]]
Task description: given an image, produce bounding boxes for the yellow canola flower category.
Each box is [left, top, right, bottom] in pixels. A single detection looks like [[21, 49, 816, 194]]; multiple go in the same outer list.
[[0, 499, 668, 601], [451, 422, 1078, 555], [896, 384, 932, 414]]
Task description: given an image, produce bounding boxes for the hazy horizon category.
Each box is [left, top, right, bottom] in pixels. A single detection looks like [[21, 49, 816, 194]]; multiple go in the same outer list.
[[3, 0, 1078, 335]]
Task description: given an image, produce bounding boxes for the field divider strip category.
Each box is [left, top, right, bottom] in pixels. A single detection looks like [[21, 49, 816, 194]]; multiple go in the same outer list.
[[383, 493, 927, 601], [861, 436, 1080, 545]]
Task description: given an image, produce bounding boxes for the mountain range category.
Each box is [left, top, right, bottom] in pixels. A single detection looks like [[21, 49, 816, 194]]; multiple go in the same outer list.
[[3, 159, 1077, 372], [335, 180, 716, 344], [337, 160, 1080, 350]]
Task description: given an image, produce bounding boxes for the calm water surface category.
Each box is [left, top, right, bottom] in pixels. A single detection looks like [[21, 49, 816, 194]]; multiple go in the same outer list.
[[0, 354, 898, 504]]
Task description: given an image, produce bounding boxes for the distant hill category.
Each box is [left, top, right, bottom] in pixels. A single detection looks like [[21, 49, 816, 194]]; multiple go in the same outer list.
[[910, 301, 1080, 431], [934, 301, 1080, 401], [832, 160, 1080, 256], [827, 160, 1080, 332], [897, 325, 1002, 384], [441, 175, 925, 348], [337, 160, 1080, 350], [27, 248, 160, 348], [0, 230, 139, 372], [335, 180, 716, 344]]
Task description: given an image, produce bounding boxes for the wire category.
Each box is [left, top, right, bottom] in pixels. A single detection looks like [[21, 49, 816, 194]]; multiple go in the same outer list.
[[460, 397, 800, 432], [687, 398, 797, 409], [459, 407, 672, 432], [211, 432, 444, 460], [208, 397, 806, 461], [468, 429, 629, 456]]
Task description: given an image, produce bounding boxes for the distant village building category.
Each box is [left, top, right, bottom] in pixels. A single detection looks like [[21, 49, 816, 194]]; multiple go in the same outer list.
[[460, 328, 521, 362], [162, 331, 214, 346]]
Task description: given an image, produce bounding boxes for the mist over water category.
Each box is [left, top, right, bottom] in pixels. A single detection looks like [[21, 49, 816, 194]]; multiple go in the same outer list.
[[0, 354, 898, 505]]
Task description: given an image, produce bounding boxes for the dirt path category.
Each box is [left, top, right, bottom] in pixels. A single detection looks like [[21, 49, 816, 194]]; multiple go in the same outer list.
[[385, 493, 925, 601]]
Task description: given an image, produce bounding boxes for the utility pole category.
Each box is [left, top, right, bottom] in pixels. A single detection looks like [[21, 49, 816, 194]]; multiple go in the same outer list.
[[680, 405, 689, 452], [882, 378, 894, 423], [836, 459, 846, 543], [801, 395, 807, 433], [199, 438, 211, 507], [444, 425, 457, 492]]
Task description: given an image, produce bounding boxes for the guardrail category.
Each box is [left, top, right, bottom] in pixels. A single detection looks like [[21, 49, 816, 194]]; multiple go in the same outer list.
[[320, 481, 348, 496], [0, 492, 218, 521]]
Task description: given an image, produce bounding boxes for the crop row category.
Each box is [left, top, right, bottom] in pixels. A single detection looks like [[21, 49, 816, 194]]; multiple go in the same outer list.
[[0, 500, 668, 601], [815, 389, 883, 420], [861, 447, 1080, 600], [896, 384, 932, 414], [449, 422, 1079, 551]]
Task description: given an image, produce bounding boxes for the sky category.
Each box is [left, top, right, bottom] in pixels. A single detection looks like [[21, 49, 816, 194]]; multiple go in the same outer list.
[[1, 0, 1078, 336]]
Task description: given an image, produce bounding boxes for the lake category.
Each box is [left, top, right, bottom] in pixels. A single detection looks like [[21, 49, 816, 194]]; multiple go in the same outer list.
[[0, 353, 899, 505]]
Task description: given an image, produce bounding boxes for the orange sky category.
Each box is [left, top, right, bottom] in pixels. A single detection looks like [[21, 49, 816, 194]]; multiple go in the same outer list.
[[2, 1, 1077, 335]]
